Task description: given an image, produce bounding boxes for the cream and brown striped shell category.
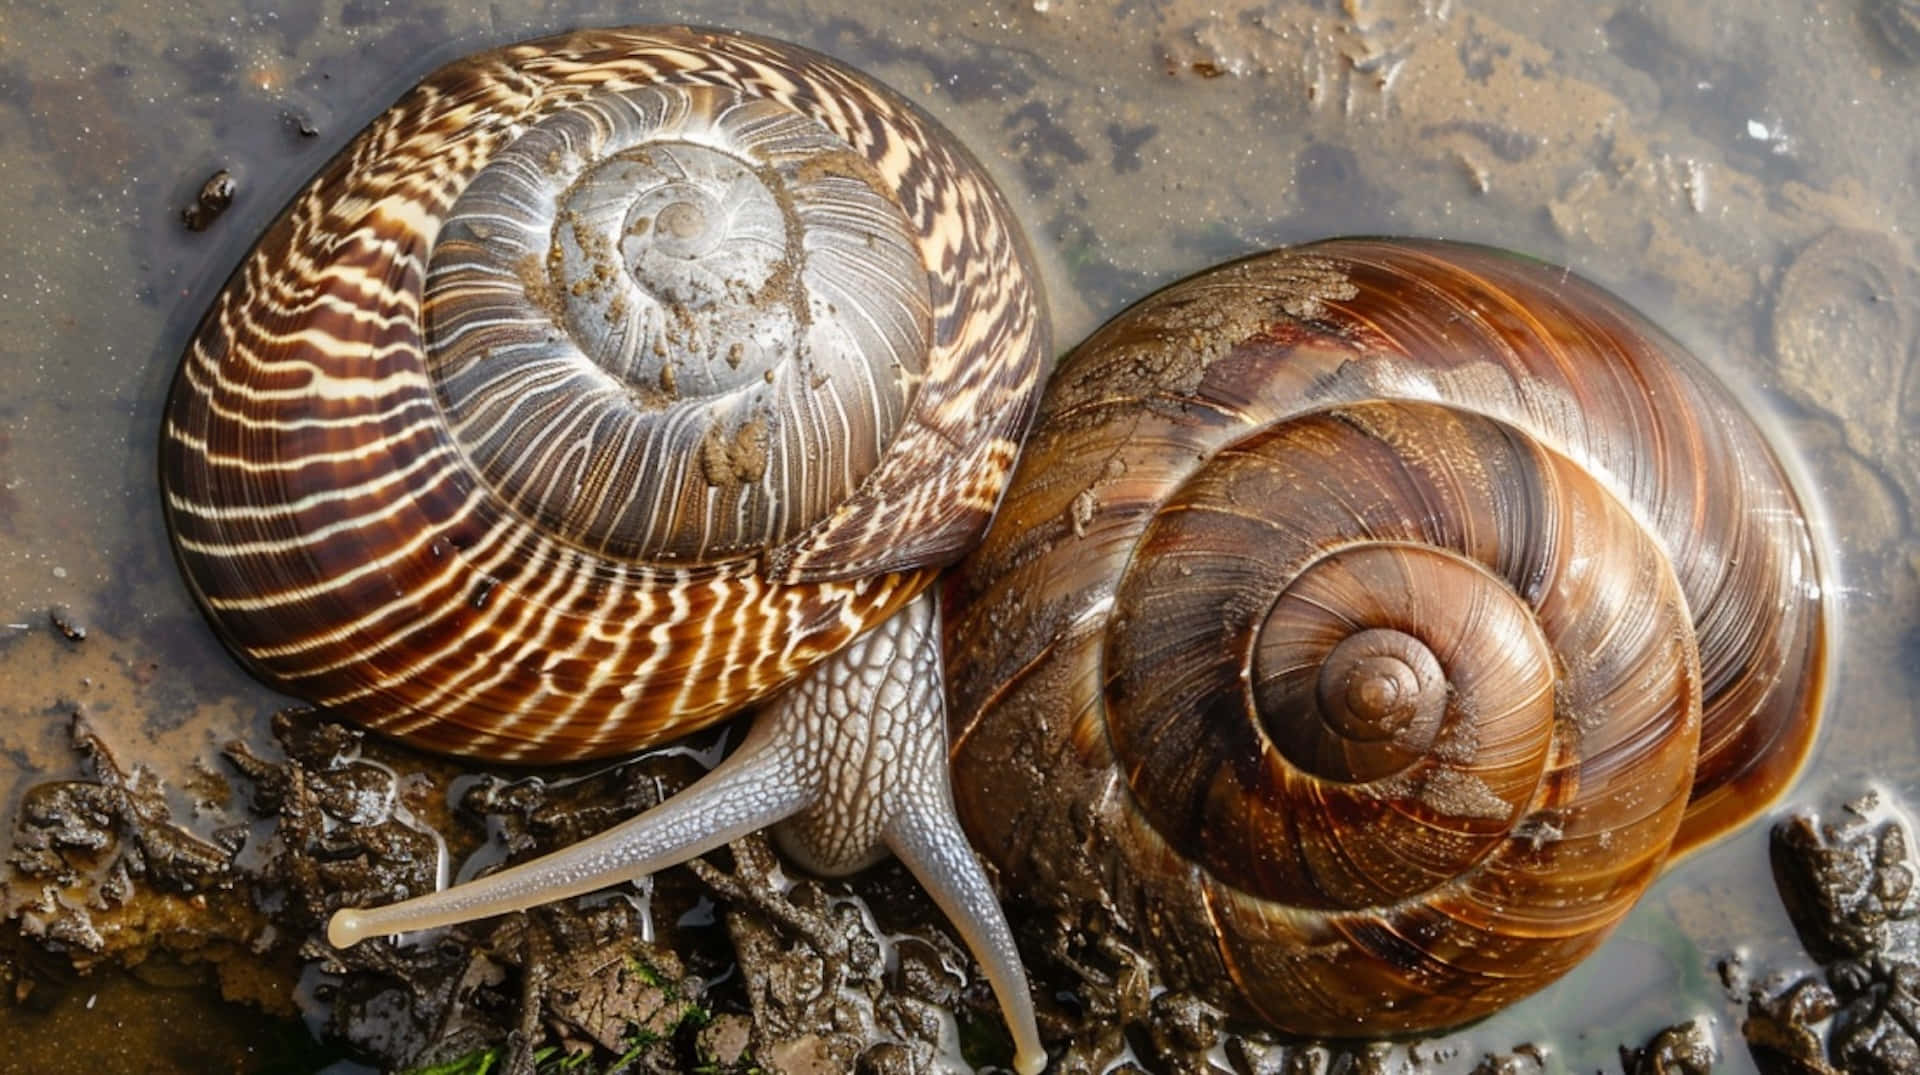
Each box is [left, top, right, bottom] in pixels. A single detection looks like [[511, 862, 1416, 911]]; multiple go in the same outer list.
[[161, 26, 1048, 762]]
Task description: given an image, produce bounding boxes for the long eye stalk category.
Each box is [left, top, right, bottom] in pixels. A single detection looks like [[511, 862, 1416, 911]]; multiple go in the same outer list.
[[330, 592, 1048, 1075]]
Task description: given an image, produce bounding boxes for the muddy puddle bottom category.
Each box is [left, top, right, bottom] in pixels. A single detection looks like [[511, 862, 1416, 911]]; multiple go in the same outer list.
[[1, 0, 1916, 1072]]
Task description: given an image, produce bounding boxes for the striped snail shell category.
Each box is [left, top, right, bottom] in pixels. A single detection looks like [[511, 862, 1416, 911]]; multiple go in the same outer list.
[[161, 27, 1050, 1073], [944, 238, 1828, 1037]]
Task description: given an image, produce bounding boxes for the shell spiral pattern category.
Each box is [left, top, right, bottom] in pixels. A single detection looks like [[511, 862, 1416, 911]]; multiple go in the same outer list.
[[161, 27, 1047, 763], [944, 238, 1827, 1036]]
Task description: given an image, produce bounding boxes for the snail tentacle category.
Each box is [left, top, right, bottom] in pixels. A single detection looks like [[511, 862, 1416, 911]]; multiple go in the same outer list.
[[325, 714, 811, 949], [329, 593, 1048, 1073], [768, 593, 1046, 1075], [888, 803, 1047, 1075]]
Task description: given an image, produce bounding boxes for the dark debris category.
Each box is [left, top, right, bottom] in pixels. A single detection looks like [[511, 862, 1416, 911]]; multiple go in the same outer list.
[[687, 833, 1014, 1074], [1468, 1043, 1549, 1075], [10, 711, 231, 901], [180, 168, 235, 231], [17, 709, 1909, 1073], [1751, 789, 1920, 1074], [1621, 1020, 1716, 1075], [1744, 977, 1840, 1074], [3, 709, 1029, 1073], [46, 606, 85, 642]]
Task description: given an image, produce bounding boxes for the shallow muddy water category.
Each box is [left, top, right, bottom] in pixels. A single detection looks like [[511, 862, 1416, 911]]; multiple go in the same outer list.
[[0, 0, 1915, 1072]]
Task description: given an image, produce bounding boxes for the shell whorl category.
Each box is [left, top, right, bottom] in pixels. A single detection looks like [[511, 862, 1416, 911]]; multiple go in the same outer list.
[[427, 84, 932, 560], [161, 27, 1048, 762], [944, 238, 1827, 1036]]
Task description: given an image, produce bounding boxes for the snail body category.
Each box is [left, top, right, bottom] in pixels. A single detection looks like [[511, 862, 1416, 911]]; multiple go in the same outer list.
[[944, 239, 1828, 1036], [161, 27, 1049, 1072]]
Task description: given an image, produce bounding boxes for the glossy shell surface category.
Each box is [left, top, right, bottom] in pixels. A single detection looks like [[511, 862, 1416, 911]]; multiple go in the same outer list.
[[944, 237, 1827, 1036]]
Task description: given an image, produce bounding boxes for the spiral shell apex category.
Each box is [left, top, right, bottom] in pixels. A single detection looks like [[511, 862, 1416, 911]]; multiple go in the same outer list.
[[161, 27, 1048, 763], [944, 238, 1827, 1035]]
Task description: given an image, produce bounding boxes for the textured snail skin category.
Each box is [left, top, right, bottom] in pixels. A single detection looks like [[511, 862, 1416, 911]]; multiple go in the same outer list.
[[944, 238, 1828, 1037], [161, 27, 1048, 1073]]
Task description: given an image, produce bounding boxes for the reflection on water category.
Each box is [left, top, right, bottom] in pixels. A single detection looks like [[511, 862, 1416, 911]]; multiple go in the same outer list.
[[0, 0, 1914, 1072]]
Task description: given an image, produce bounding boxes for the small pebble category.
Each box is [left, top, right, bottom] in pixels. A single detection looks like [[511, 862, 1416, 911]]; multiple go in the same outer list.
[[49, 606, 86, 641], [183, 169, 238, 231]]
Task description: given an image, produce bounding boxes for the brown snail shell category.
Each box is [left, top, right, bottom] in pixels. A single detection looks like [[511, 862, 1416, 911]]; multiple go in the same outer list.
[[161, 26, 1053, 1072], [944, 238, 1828, 1036]]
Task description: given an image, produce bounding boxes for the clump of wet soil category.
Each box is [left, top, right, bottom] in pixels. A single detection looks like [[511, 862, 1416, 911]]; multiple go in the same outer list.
[[0, 705, 1536, 1075], [9, 712, 255, 977], [6, 701, 1913, 1075], [1739, 790, 1920, 1074], [1, 709, 1026, 1073]]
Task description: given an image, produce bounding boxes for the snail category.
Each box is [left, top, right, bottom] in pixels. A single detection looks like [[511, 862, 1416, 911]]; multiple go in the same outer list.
[[159, 26, 1051, 1073], [943, 237, 1829, 1037]]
